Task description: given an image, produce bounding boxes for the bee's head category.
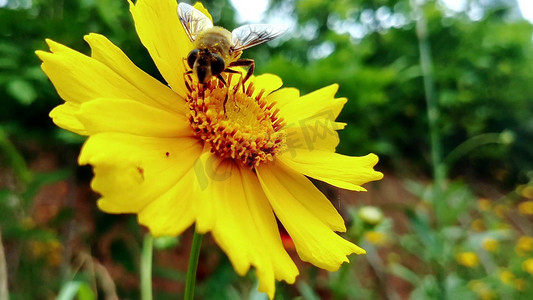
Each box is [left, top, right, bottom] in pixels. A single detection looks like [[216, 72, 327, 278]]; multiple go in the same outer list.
[[187, 49, 225, 84]]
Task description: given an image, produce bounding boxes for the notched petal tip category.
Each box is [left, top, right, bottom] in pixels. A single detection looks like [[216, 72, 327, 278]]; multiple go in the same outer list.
[[366, 153, 385, 180], [327, 82, 339, 92], [34, 50, 48, 60], [83, 32, 104, 44], [336, 96, 348, 105], [44, 38, 70, 53]]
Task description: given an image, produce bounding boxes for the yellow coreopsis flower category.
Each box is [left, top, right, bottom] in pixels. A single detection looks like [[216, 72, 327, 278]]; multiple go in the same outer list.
[[36, 0, 383, 297], [456, 251, 480, 268], [516, 235, 533, 255], [522, 258, 533, 274], [481, 237, 499, 252]]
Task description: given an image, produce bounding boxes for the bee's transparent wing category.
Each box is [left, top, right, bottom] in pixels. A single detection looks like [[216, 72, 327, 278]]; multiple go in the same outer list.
[[177, 2, 213, 42], [231, 24, 288, 51]]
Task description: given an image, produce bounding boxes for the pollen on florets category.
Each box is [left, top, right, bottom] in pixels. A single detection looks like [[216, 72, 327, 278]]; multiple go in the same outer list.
[[185, 75, 286, 168]]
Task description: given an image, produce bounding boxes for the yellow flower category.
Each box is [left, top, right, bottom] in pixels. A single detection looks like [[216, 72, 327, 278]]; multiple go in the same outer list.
[[29, 239, 62, 267], [515, 235, 533, 255], [514, 278, 526, 291], [35, 0, 383, 298], [364, 231, 387, 246], [467, 280, 496, 300], [492, 203, 508, 218], [522, 258, 533, 274], [518, 201, 533, 215], [499, 270, 514, 285], [482, 237, 499, 252], [477, 198, 491, 211], [456, 251, 479, 268], [471, 218, 485, 232], [519, 184, 533, 199]]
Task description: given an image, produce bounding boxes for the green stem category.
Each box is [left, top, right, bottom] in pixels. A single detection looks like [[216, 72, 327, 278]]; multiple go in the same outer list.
[[0, 229, 8, 300], [141, 234, 154, 300], [443, 133, 503, 167], [0, 129, 33, 185], [414, 2, 445, 186], [184, 229, 203, 300], [413, 3, 446, 300]]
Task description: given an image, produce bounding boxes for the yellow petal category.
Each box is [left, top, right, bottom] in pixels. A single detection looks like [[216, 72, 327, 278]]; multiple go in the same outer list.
[[188, 150, 220, 233], [269, 84, 347, 152], [84, 33, 186, 114], [258, 160, 345, 232], [253, 73, 283, 97], [79, 133, 202, 214], [283, 119, 345, 153], [76, 98, 191, 137], [128, 0, 190, 97], [257, 161, 364, 271], [267, 87, 300, 109], [137, 166, 198, 237], [49, 102, 87, 135], [277, 84, 346, 124], [204, 160, 298, 298], [279, 149, 383, 191], [36, 39, 175, 108]]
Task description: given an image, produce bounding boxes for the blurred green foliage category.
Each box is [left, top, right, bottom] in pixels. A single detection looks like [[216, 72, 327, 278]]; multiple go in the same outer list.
[[260, 0, 533, 184], [1, 0, 533, 299]]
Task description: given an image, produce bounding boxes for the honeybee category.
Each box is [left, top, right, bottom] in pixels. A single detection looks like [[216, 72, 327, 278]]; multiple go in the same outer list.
[[177, 2, 288, 86]]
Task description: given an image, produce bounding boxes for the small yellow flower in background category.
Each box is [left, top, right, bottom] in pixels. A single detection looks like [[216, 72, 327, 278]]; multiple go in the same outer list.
[[364, 231, 388, 246], [518, 201, 533, 215], [387, 252, 401, 264], [456, 251, 480, 268], [471, 218, 485, 232], [468, 280, 496, 300], [482, 237, 499, 252], [477, 198, 491, 211], [522, 258, 533, 274], [35, 0, 383, 297], [514, 278, 526, 291], [518, 184, 533, 199], [358, 206, 384, 225], [20, 216, 35, 229], [467, 280, 482, 291], [515, 235, 533, 256], [492, 203, 508, 218], [29, 239, 62, 267], [498, 270, 515, 285]]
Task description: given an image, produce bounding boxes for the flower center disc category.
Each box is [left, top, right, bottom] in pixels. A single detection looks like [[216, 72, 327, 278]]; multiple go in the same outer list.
[[185, 76, 286, 168]]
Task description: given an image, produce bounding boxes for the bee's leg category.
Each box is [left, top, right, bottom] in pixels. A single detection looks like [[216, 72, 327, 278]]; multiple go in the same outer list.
[[222, 68, 242, 92], [183, 70, 194, 93], [216, 73, 228, 86], [228, 59, 254, 92], [216, 74, 231, 114]]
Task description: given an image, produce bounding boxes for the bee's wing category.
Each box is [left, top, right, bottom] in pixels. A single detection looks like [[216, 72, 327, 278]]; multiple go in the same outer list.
[[231, 24, 288, 51], [177, 2, 213, 42]]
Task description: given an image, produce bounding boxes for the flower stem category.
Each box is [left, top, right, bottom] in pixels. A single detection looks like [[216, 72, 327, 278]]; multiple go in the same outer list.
[[0, 229, 9, 300], [184, 228, 203, 300], [414, 3, 445, 187], [141, 233, 154, 300]]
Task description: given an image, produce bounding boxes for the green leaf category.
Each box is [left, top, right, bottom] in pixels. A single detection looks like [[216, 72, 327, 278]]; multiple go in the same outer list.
[[296, 281, 321, 300], [56, 281, 95, 300], [389, 263, 420, 286], [6, 79, 37, 105]]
